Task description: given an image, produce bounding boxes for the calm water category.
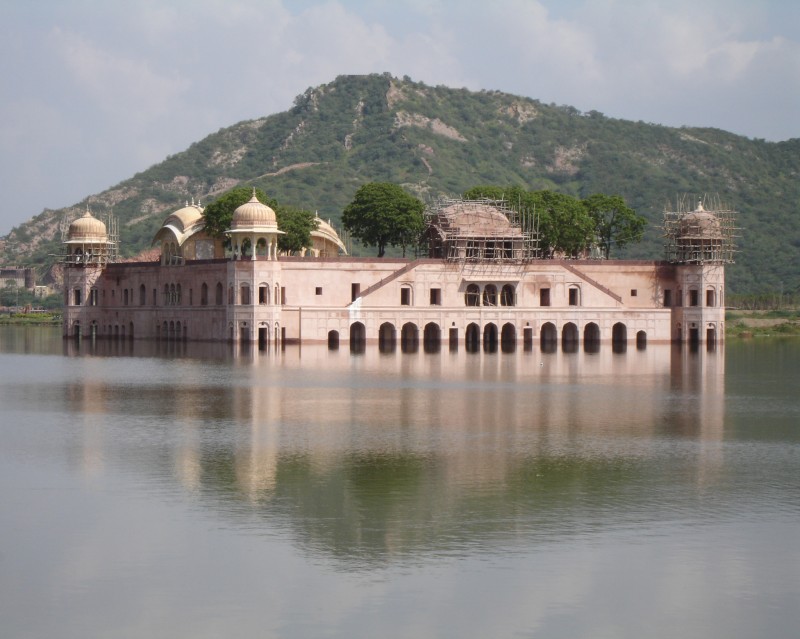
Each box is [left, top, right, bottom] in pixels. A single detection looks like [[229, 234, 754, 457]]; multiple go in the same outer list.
[[1, 326, 798, 639]]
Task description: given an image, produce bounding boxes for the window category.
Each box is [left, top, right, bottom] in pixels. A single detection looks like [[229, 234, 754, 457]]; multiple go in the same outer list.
[[663, 289, 672, 307], [153, 289, 157, 305], [430, 288, 441, 305], [216, 282, 223, 305], [315, 287, 323, 296], [630, 289, 638, 297], [201, 283, 208, 306], [280, 287, 286, 305], [73, 289, 82, 306], [568, 287, 579, 306], [500, 284, 515, 306], [240, 284, 251, 305], [351, 283, 360, 301], [259, 285, 268, 304], [539, 288, 550, 307], [483, 285, 497, 306], [690, 289, 699, 307], [400, 286, 411, 306], [465, 284, 480, 306], [123, 289, 129, 306], [90, 288, 98, 306], [140, 284, 146, 306], [706, 289, 716, 307]]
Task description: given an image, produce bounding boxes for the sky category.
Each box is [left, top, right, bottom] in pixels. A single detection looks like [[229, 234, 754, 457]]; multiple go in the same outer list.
[[1, 0, 798, 235]]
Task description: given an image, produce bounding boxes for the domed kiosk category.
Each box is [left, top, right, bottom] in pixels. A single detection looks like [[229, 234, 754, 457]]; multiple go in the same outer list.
[[63, 210, 116, 266], [226, 191, 284, 260]]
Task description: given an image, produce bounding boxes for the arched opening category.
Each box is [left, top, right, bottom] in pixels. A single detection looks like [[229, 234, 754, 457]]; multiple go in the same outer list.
[[240, 284, 251, 305], [401, 322, 419, 353], [129, 322, 134, 340], [706, 288, 716, 307], [523, 326, 534, 351], [379, 322, 397, 353], [540, 322, 557, 353], [258, 325, 268, 350], [423, 322, 441, 353], [216, 282, 224, 305], [501, 323, 516, 353], [201, 283, 208, 306], [228, 285, 234, 305], [258, 283, 269, 305], [400, 285, 413, 306], [175, 321, 181, 338], [176, 284, 182, 305], [73, 322, 81, 339], [500, 284, 515, 307], [162, 321, 168, 338], [350, 322, 366, 353], [465, 322, 481, 353], [483, 285, 498, 307], [465, 284, 480, 306], [706, 325, 717, 351], [483, 322, 498, 353], [241, 238, 252, 259], [583, 322, 600, 353], [327, 330, 339, 350], [612, 322, 627, 353], [256, 237, 267, 258], [636, 330, 647, 350], [139, 284, 146, 306], [169, 321, 175, 338], [562, 322, 579, 353]]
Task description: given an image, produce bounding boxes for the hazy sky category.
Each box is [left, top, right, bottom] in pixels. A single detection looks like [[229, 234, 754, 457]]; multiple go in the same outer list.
[[1, 0, 798, 234]]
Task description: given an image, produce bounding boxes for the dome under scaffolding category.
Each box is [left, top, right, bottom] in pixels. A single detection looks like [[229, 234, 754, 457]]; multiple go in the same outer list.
[[663, 194, 738, 264], [59, 209, 119, 266]]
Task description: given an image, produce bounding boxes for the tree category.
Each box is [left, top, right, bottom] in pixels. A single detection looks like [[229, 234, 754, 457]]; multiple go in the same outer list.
[[342, 182, 424, 257], [530, 190, 595, 257], [275, 206, 318, 254], [202, 187, 277, 238], [582, 194, 646, 259]]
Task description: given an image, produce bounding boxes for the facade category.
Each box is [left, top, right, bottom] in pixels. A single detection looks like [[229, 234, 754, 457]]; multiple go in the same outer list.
[[62, 196, 729, 350]]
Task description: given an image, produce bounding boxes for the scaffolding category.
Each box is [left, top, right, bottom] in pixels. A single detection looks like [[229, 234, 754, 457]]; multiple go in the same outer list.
[[57, 210, 119, 266], [425, 197, 540, 263], [663, 194, 738, 264]]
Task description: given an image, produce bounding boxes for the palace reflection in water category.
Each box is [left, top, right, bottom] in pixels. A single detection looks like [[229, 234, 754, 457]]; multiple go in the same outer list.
[[46, 329, 728, 564]]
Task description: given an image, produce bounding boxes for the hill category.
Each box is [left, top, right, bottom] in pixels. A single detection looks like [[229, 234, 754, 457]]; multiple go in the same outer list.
[[2, 73, 798, 294]]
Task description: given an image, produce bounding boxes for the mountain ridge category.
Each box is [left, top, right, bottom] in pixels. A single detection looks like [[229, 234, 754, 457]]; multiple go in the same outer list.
[[2, 73, 798, 294]]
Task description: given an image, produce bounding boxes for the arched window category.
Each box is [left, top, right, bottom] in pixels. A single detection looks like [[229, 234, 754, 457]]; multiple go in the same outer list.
[[379, 322, 396, 352], [139, 284, 146, 306], [500, 284, 515, 306], [240, 284, 251, 305], [400, 285, 413, 306], [176, 283, 182, 305], [215, 282, 223, 305], [483, 285, 497, 307], [465, 284, 480, 306], [201, 283, 208, 306]]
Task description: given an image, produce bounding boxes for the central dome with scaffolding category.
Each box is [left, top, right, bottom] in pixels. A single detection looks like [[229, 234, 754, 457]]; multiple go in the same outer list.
[[425, 198, 539, 262]]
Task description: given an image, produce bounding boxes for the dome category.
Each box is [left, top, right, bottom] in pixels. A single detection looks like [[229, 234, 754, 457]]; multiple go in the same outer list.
[[164, 203, 203, 232], [67, 211, 107, 242], [311, 214, 347, 255], [231, 193, 278, 230], [440, 201, 516, 236], [678, 203, 722, 240]]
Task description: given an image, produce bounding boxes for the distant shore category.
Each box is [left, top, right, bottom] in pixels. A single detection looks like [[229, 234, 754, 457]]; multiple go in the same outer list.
[[0, 311, 61, 325], [726, 309, 800, 337]]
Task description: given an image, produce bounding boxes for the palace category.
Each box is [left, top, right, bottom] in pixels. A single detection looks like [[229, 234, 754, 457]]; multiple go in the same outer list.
[[61, 193, 733, 351]]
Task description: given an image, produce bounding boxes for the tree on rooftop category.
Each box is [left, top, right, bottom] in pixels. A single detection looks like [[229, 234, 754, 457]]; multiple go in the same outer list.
[[342, 182, 425, 257], [582, 193, 646, 259]]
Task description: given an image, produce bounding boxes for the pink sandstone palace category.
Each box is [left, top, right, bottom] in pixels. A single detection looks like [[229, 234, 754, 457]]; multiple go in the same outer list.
[[61, 193, 734, 351]]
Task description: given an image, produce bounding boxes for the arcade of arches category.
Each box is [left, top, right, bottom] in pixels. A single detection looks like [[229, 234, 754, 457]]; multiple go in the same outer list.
[[334, 320, 667, 353]]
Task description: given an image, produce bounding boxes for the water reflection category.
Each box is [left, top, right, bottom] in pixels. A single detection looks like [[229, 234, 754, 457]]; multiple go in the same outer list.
[[6, 329, 740, 566]]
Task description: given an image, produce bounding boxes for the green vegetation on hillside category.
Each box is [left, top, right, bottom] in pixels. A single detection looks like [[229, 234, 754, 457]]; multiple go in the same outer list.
[[2, 73, 798, 294]]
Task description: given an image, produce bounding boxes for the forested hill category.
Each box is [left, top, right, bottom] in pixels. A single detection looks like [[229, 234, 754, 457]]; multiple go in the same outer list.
[[3, 73, 798, 294]]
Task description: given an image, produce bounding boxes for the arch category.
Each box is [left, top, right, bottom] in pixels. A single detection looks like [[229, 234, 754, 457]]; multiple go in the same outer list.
[[706, 287, 717, 307], [379, 322, 397, 353], [129, 322, 134, 339], [164, 284, 170, 305], [583, 322, 601, 353], [540, 322, 557, 353], [176, 283, 182, 305], [216, 282, 224, 305], [241, 238, 252, 258], [240, 283, 251, 305], [349, 322, 366, 353], [500, 284, 515, 306], [706, 324, 717, 349], [255, 237, 268, 258], [258, 282, 270, 305], [612, 322, 628, 353], [169, 321, 175, 337], [401, 322, 419, 353], [636, 330, 647, 349], [327, 330, 339, 350], [483, 284, 498, 307], [483, 322, 498, 353], [501, 323, 516, 353], [162, 321, 168, 338], [465, 322, 481, 353], [228, 285, 234, 305], [562, 322, 579, 353], [175, 321, 181, 337], [465, 283, 480, 306], [423, 322, 441, 353], [139, 284, 146, 306], [201, 282, 209, 306]]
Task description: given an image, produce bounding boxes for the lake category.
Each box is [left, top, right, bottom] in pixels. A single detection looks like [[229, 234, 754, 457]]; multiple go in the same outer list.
[[1, 326, 798, 638]]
